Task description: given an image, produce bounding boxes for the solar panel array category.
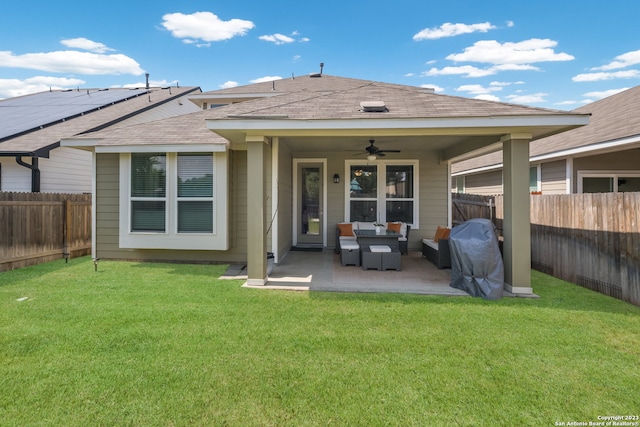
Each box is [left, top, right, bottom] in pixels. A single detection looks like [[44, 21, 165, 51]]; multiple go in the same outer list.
[[0, 88, 149, 140]]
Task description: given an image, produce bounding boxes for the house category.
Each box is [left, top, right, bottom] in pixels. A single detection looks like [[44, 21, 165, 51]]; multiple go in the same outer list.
[[0, 85, 202, 193], [61, 74, 589, 295], [452, 85, 640, 195]]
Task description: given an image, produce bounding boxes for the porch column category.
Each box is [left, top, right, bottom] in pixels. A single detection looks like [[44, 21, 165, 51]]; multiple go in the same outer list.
[[246, 135, 268, 285], [502, 134, 534, 294]]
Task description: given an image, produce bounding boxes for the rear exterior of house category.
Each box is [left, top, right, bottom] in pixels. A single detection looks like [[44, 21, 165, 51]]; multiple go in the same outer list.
[[452, 85, 640, 195], [63, 74, 589, 294]]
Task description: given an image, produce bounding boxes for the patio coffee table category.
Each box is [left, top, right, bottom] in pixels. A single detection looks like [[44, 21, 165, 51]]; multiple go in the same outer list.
[[355, 230, 402, 271]]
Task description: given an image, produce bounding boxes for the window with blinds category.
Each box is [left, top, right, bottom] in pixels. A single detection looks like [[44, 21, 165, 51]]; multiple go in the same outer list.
[[177, 154, 214, 233], [131, 153, 166, 232]]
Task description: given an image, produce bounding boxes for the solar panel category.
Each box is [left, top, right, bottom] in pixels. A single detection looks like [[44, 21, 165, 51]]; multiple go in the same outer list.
[[0, 88, 149, 140]]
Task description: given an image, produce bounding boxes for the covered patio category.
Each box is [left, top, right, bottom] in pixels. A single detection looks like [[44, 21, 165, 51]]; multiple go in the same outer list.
[[222, 249, 536, 297]]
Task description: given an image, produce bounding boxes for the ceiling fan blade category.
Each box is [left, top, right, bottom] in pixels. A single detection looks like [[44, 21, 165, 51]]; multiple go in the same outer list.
[[378, 149, 401, 153]]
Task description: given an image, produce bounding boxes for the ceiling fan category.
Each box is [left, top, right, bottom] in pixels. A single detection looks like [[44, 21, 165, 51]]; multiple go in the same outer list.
[[365, 139, 400, 160]]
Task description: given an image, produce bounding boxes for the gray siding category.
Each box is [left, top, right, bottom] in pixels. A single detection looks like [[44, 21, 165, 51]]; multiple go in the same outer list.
[[463, 170, 503, 195], [540, 160, 567, 194], [95, 151, 248, 263]]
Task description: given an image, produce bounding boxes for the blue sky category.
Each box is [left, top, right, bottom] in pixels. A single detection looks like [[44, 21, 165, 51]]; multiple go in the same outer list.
[[1, 1, 639, 109]]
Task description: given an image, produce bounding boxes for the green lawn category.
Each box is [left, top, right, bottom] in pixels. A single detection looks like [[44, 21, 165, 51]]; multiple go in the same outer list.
[[1, 257, 638, 427]]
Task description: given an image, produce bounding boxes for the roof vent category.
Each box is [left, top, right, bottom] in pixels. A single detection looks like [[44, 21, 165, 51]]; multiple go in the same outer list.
[[310, 62, 324, 78], [422, 87, 435, 94], [360, 100, 387, 112]]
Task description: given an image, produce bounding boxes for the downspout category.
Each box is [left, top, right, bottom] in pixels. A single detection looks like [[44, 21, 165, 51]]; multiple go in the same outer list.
[[15, 156, 41, 192]]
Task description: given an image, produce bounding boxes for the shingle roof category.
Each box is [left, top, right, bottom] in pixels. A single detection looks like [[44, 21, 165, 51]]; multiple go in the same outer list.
[[204, 74, 571, 120], [452, 85, 640, 173], [0, 86, 201, 156], [68, 75, 584, 149]]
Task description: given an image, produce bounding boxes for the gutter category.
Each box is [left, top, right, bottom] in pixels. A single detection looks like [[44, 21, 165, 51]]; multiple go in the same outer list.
[[15, 156, 40, 192]]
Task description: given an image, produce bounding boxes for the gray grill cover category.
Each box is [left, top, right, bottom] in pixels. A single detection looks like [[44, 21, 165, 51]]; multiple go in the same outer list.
[[449, 218, 504, 300]]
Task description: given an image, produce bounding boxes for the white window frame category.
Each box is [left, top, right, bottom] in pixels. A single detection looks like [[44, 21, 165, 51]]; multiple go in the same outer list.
[[118, 148, 229, 250], [577, 170, 640, 193], [344, 159, 419, 228]]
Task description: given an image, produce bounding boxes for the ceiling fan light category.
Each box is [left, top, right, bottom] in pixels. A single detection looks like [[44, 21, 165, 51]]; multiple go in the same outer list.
[[367, 154, 377, 162]]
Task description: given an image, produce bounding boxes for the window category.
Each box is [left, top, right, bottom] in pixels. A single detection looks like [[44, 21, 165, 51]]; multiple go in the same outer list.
[[119, 150, 228, 250], [529, 166, 540, 192], [177, 154, 213, 233], [347, 161, 418, 225], [578, 171, 640, 193]]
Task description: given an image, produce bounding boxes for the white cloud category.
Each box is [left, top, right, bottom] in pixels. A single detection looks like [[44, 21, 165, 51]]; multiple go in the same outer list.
[[572, 70, 640, 82], [220, 81, 239, 89], [413, 22, 496, 41], [423, 65, 497, 78], [259, 31, 309, 45], [0, 50, 144, 75], [250, 76, 282, 83], [161, 11, 254, 43], [60, 38, 114, 53], [0, 76, 85, 98], [117, 79, 176, 89], [475, 94, 501, 102], [447, 38, 574, 64], [259, 34, 295, 45], [583, 88, 629, 99], [456, 84, 502, 95], [424, 64, 539, 78], [506, 92, 548, 104], [506, 21, 515, 28], [592, 49, 640, 71]]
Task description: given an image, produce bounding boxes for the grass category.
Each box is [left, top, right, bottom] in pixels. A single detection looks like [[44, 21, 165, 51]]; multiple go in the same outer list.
[[1, 257, 639, 427]]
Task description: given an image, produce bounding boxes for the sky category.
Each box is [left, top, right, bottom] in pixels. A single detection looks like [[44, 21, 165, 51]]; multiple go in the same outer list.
[[1, 0, 639, 109]]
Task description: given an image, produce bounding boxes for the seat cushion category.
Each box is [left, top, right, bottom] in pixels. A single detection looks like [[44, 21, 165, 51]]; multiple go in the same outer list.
[[341, 241, 360, 250], [370, 245, 392, 253], [422, 239, 438, 250]]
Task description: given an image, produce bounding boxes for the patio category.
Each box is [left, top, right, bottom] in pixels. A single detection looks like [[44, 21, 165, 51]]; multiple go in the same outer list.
[[222, 250, 470, 296]]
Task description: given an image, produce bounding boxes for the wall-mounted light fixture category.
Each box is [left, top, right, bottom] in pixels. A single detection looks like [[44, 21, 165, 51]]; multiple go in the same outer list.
[[333, 174, 340, 183]]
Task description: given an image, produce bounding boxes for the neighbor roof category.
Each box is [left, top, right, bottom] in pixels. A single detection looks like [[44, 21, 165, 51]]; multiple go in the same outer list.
[[452, 85, 640, 174], [0, 86, 201, 157]]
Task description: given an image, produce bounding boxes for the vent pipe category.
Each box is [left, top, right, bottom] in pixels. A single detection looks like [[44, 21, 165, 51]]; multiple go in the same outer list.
[[145, 73, 150, 89], [320, 62, 324, 75]]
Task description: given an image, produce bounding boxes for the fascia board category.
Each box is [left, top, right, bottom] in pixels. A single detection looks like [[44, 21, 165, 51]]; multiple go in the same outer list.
[[206, 114, 590, 134]]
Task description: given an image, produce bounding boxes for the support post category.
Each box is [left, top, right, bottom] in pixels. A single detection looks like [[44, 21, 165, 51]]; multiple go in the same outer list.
[[246, 136, 268, 285], [502, 134, 533, 295]]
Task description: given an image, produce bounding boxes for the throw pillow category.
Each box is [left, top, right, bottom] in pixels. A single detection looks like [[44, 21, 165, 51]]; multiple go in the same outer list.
[[338, 223, 354, 236], [387, 222, 402, 233]]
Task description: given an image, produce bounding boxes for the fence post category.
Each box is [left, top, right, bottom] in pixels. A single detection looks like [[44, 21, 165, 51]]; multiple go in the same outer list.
[[63, 199, 71, 262]]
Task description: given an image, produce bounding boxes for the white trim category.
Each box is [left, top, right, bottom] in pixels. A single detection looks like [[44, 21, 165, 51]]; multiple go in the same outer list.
[[577, 170, 640, 193], [118, 152, 229, 250], [344, 159, 419, 229], [292, 158, 327, 247], [565, 158, 573, 194], [207, 114, 589, 133]]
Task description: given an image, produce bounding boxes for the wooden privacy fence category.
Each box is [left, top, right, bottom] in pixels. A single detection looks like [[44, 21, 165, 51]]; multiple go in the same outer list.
[[0, 192, 91, 272], [452, 192, 640, 306]]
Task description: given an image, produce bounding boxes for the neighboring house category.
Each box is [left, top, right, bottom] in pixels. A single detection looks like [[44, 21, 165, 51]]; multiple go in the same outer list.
[[452, 85, 640, 195], [62, 74, 588, 295], [0, 85, 202, 193]]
